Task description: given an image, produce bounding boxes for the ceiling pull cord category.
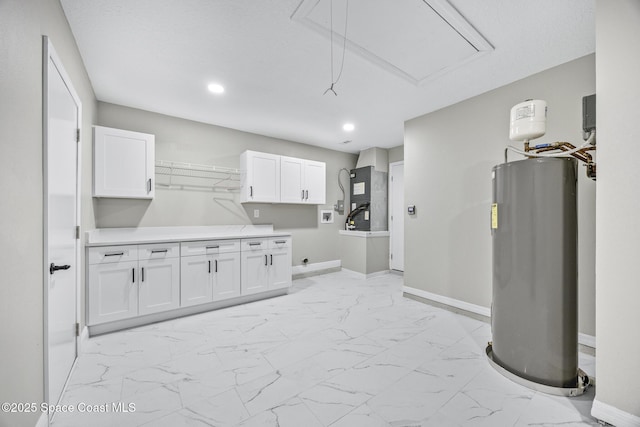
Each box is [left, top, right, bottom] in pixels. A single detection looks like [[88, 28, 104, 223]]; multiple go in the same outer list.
[[323, 0, 349, 96]]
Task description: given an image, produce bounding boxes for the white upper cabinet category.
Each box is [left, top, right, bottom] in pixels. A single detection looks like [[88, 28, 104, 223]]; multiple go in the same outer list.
[[240, 151, 280, 203], [281, 156, 326, 204], [280, 156, 305, 203], [242, 151, 325, 204], [303, 159, 326, 204], [93, 126, 155, 199]]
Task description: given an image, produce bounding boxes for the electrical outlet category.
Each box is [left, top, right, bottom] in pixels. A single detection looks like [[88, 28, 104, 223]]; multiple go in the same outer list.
[[253, 209, 260, 218]]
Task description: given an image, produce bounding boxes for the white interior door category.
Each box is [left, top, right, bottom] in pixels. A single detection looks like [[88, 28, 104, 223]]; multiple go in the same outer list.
[[390, 162, 404, 271], [44, 37, 81, 407]]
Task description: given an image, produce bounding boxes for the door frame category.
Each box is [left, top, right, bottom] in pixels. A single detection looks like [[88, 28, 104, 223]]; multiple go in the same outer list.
[[388, 161, 404, 271], [42, 36, 82, 405]]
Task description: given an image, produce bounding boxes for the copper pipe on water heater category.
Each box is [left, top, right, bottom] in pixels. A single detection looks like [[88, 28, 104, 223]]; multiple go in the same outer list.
[[557, 144, 592, 164]]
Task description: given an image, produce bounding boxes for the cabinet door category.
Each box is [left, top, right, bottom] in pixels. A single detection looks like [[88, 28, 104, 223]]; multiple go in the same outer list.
[[138, 258, 180, 315], [241, 151, 280, 203], [269, 248, 292, 290], [241, 251, 269, 295], [88, 260, 138, 324], [280, 156, 305, 203], [304, 160, 326, 204], [212, 252, 241, 301], [93, 126, 155, 199], [180, 255, 212, 307]]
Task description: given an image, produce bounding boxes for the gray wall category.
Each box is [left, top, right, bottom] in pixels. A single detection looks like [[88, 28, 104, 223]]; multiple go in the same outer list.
[[404, 54, 596, 337], [0, 0, 97, 426], [593, 0, 640, 421], [96, 102, 357, 267], [388, 145, 404, 164]]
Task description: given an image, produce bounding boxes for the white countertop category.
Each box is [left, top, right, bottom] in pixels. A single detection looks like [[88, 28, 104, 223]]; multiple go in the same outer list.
[[85, 225, 291, 246], [338, 230, 390, 238]]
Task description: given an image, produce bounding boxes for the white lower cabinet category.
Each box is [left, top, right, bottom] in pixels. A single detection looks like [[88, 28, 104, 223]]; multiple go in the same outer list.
[[241, 237, 292, 295], [269, 249, 292, 290], [213, 252, 241, 300], [88, 260, 138, 324], [180, 255, 211, 307], [180, 240, 242, 307], [241, 249, 270, 295], [88, 235, 290, 330], [88, 243, 179, 325], [138, 257, 180, 315]]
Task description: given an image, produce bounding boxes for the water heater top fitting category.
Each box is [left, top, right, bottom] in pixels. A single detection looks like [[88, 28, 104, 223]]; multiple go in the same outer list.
[[509, 99, 547, 142]]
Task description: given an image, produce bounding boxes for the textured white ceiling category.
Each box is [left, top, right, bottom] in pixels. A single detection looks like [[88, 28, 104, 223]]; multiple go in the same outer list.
[[293, 0, 493, 84], [60, 0, 595, 154]]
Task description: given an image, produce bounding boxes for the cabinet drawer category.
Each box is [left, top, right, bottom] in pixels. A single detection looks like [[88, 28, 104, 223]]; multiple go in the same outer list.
[[181, 239, 240, 257], [241, 239, 268, 252], [88, 245, 137, 265], [138, 243, 180, 260], [269, 237, 291, 249]]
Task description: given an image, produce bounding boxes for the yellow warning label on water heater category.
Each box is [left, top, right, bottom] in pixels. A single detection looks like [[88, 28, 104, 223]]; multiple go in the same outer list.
[[491, 203, 498, 229]]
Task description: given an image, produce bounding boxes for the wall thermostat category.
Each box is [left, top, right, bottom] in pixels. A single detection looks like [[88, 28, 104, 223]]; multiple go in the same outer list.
[[408, 205, 416, 215]]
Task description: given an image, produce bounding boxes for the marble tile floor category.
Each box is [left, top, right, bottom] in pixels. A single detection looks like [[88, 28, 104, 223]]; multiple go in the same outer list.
[[53, 271, 598, 427]]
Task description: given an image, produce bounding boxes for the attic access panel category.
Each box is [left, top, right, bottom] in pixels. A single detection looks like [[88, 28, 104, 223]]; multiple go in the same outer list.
[[292, 0, 493, 85]]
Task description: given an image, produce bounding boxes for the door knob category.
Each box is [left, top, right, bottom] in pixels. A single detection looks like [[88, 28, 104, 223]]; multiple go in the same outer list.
[[49, 263, 71, 275]]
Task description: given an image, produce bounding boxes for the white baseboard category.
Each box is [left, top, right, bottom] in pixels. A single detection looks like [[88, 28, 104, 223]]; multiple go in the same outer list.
[[579, 332, 596, 349], [403, 285, 491, 318], [292, 260, 341, 276], [341, 268, 390, 279], [592, 398, 640, 427], [403, 286, 597, 349]]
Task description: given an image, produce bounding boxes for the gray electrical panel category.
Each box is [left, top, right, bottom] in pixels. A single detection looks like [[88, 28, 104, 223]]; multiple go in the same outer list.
[[348, 166, 387, 231], [489, 157, 579, 389]]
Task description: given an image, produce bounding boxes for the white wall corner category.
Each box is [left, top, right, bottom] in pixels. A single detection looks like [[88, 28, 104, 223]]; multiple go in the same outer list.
[[591, 399, 640, 427]]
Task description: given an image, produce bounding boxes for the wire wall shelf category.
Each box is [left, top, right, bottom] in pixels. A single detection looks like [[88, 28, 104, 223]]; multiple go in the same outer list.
[[155, 160, 241, 191]]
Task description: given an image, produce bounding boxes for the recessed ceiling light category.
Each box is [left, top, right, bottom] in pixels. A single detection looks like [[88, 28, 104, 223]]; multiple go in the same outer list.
[[343, 123, 355, 132], [207, 83, 225, 94]]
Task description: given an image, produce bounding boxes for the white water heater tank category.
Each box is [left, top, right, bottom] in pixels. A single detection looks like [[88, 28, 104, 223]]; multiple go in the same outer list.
[[509, 99, 547, 142]]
